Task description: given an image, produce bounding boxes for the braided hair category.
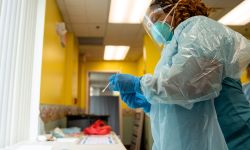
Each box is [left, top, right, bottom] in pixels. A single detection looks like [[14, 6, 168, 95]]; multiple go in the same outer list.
[[151, 0, 209, 27]]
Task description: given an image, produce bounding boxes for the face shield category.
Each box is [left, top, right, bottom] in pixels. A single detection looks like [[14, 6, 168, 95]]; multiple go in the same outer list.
[[143, 1, 180, 49]]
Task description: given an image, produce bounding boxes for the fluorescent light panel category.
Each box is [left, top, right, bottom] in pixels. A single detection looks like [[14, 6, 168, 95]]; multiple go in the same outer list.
[[109, 0, 152, 23], [218, 0, 250, 25], [104, 46, 130, 60]]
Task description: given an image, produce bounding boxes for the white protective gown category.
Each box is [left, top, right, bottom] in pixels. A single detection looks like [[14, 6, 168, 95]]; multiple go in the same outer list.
[[141, 16, 250, 150]]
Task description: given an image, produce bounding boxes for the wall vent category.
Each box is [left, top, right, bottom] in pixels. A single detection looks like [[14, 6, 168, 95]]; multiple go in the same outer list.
[[78, 37, 104, 45]]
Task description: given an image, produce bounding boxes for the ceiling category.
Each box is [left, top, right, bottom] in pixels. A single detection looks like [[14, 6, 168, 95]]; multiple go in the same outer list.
[[57, 0, 250, 62]]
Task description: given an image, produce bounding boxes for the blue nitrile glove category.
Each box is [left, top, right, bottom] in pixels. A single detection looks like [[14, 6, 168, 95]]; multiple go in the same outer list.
[[109, 74, 141, 94], [109, 74, 151, 113], [120, 92, 151, 113]]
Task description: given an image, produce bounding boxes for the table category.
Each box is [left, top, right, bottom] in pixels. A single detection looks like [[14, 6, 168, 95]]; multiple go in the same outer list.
[[7, 132, 126, 150], [52, 132, 126, 150]]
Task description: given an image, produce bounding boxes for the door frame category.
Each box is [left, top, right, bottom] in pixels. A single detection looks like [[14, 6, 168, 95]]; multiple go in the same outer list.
[[86, 70, 123, 137]]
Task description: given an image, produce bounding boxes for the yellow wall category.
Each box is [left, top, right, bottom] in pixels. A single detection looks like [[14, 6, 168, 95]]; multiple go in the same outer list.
[[242, 70, 249, 84], [143, 35, 161, 74], [137, 56, 145, 76], [40, 0, 79, 105], [79, 62, 86, 109], [241, 36, 250, 83], [64, 33, 79, 106]]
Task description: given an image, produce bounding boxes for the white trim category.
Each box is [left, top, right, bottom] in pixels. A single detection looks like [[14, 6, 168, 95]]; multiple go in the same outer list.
[[29, 0, 46, 140]]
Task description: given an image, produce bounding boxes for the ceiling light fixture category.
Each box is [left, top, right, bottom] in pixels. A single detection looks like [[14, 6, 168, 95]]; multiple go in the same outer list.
[[108, 0, 152, 24], [218, 0, 250, 25], [104, 46, 130, 60]]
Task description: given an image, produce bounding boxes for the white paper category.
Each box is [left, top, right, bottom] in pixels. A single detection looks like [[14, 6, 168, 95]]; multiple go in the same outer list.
[[80, 135, 115, 145], [15, 145, 52, 150], [56, 138, 79, 143]]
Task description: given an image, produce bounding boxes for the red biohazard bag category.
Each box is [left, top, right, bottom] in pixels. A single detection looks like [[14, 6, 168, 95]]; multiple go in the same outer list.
[[83, 120, 111, 135]]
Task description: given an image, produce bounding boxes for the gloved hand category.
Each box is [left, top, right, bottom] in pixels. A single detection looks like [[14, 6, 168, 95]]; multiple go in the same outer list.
[[109, 74, 151, 113], [120, 92, 151, 113], [109, 74, 141, 94]]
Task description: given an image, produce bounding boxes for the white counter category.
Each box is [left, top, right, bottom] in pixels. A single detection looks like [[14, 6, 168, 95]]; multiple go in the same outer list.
[[6, 132, 126, 150]]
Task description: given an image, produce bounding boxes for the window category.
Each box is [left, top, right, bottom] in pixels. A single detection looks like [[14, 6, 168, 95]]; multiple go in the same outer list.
[[0, 0, 46, 148]]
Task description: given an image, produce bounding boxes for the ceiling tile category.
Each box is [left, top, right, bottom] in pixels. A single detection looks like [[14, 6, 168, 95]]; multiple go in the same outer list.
[[64, 0, 87, 24], [72, 24, 89, 36], [66, 23, 73, 32], [208, 8, 225, 20], [230, 26, 250, 37], [59, 0, 249, 62], [56, 0, 71, 23], [64, 0, 84, 7], [72, 23, 105, 37], [86, 0, 109, 23], [79, 45, 143, 61], [104, 24, 141, 45], [69, 15, 87, 24], [67, 7, 85, 16], [131, 25, 145, 48], [80, 45, 105, 61], [88, 24, 106, 37], [203, 0, 243, 8], [79, 45, 105, 51], [204, 0, 243, 20]]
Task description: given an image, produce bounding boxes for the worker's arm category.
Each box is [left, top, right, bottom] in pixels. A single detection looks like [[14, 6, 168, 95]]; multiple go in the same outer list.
[[140, 21, 224, 106]]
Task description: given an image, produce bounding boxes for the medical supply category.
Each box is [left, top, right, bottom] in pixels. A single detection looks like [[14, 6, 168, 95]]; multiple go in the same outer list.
[[102, 82, 110, 93], [109, 74, 141, 94], [83, 120, 111, 135], [109, 74, 151, 112]]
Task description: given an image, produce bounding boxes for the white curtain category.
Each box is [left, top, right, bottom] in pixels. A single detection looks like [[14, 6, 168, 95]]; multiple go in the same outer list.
[[0, 0, 46, 148], [0, 0, 2, 17]]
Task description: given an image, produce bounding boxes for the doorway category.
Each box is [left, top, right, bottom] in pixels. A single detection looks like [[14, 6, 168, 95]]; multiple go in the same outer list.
[[87, 72, 122, 136]]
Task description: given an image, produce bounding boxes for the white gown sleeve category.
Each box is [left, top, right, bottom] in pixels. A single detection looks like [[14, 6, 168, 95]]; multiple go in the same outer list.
[[141, 18, 225, 106]]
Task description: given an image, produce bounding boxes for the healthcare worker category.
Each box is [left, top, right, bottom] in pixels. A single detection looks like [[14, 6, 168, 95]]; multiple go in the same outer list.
[[109, 0, 250, 149], [243, 64, 250, 102]]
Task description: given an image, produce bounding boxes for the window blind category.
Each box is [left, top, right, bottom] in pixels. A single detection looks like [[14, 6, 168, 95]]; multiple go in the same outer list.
[[0, 0, 46, 148]]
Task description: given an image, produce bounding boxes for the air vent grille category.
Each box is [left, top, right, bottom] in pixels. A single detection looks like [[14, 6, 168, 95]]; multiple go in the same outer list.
[[78, 37, 104, 45]]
